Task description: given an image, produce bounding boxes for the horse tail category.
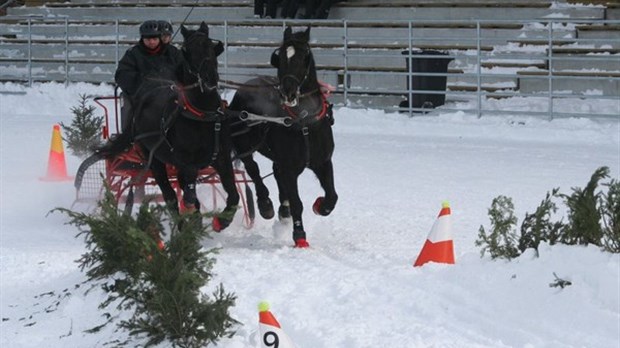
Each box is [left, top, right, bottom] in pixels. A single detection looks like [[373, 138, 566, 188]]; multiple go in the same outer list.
[[93, 131, 133, 158]]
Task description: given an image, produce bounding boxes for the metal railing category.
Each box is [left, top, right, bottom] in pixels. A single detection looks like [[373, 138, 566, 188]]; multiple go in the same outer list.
[[0, 17, 618, 119]]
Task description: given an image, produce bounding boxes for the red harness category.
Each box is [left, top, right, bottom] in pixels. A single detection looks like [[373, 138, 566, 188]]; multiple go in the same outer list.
[[178, 86, 209, 119], [177, 85, 227, 121]]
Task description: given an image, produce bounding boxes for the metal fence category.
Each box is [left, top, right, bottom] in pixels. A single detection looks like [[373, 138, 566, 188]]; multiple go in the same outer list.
[[1, 17, 618, 119]]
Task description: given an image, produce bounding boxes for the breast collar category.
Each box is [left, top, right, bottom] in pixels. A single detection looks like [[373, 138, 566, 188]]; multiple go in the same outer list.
[[282, 82, 334, 124], [176, 84, 225, 122]]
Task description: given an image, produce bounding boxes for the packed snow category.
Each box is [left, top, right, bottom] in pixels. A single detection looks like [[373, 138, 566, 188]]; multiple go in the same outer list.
[[1, 82, 619, 348]]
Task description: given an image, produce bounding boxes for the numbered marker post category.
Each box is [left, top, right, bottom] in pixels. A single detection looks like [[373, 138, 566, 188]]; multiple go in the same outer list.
[[258, 301, 298, 348]]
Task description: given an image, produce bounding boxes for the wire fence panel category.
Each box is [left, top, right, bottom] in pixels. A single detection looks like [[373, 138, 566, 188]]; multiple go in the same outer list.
[[0, 17, 618, 119]]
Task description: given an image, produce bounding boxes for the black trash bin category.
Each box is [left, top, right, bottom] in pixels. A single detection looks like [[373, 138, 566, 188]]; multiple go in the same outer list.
[[400, 50, 454, 111]]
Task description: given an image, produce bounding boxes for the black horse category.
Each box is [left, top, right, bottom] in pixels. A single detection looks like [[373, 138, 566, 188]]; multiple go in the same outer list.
[[93, 22, 239, 230], [228, 26, 338, 247]]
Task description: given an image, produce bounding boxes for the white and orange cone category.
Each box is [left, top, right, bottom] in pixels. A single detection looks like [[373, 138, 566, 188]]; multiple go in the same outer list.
[[413, 201, 455, 267], [258, 301, 298, 348], [40, 124, 72, 181]]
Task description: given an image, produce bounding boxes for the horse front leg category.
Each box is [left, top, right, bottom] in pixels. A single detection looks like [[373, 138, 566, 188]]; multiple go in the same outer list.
[[150, 159, 179, 213], [273, 162, 291, 220], [177, 167, 200, 214], [278, 166, 308, 248], [211, 153, 240, 232], [240, 155, 274, 219], [311, 159, 338, 216]]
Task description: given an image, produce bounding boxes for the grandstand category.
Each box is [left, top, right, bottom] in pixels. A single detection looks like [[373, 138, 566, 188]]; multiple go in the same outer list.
[[0, 0, 618, 118]]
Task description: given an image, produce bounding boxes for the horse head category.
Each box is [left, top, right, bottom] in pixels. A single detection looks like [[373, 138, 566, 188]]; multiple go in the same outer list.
[[271, 26, 316, 107], [180, 22, 224, 91]]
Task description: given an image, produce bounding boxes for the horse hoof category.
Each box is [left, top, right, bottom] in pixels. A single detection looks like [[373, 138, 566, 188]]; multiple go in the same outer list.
[[278, 205, 291, 220], [294, 238, 310, 248], [312, 197, 324, 215], [313, 197, 332, 216], [258, 198, 275, 219], [213, 216, 232, 232], [212, 217, 222, 232], [180, 200, 199, 215]]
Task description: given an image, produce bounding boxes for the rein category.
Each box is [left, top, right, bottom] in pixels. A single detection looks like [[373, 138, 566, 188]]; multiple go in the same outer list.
[[219, 77, 278, 91]]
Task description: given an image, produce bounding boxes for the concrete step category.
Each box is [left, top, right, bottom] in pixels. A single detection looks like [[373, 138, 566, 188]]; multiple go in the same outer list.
[[0, 60, 115, 83], [0, 35, 500, 73], [551, 53, 620, 72], [518, 69, 620, 95], [481, 60, 547, 69], [607, 3, 620, 20], [576, 24, 620, 48], [345, 69, 516, 92], [328, 6, 604, 21]]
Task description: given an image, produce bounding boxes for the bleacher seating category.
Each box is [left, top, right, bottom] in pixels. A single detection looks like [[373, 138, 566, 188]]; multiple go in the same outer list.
[[1, 0, 618, 115]]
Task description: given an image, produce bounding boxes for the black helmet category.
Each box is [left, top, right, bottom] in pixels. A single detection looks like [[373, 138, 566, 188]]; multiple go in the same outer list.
[[158, 20, 173, 36], [139, 20, 161, 38]]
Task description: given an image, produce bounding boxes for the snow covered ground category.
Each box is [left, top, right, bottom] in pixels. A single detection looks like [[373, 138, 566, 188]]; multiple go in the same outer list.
[[1, 82, 619, 348]]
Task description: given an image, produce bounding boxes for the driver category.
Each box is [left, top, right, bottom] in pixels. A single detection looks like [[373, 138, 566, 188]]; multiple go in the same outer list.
[[115, 20, 184, 133]]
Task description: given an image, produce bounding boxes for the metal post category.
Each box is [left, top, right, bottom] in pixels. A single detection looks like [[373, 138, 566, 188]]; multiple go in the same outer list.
[[476, 21, 482, 118], [343, 20, 348, 106], [547, 20, 554, 120], [115, 19, 119, 71], [27, 18, 32, 87], [65, 18, 69, 85], [223, 21, 228, 77], [408, 20, 413, 116]]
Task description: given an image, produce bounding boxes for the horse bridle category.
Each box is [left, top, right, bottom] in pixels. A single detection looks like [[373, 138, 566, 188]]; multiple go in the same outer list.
[[275, 41, 313, 104], [182, 33, 221, 93]]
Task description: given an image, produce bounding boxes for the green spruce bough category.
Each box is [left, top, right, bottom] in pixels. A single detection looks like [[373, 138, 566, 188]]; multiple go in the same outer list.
[[55, 187, 238, 348], [477, 166, 620, 259], [60, 94, 103, 159]]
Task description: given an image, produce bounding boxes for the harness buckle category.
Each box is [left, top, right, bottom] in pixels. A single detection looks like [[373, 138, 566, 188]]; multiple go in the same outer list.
[[214, 122, 222, 131], [302, 126, 309, 136]]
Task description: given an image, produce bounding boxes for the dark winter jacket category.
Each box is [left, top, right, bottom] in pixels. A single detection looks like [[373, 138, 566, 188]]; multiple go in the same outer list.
[[114, 41, 184, 97]]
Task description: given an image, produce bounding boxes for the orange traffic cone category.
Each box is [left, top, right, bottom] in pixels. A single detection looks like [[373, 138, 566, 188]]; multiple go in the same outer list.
[[413, 201, 455, 267], [40, 124, 72, 181], [258, 301, 298, 348]]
